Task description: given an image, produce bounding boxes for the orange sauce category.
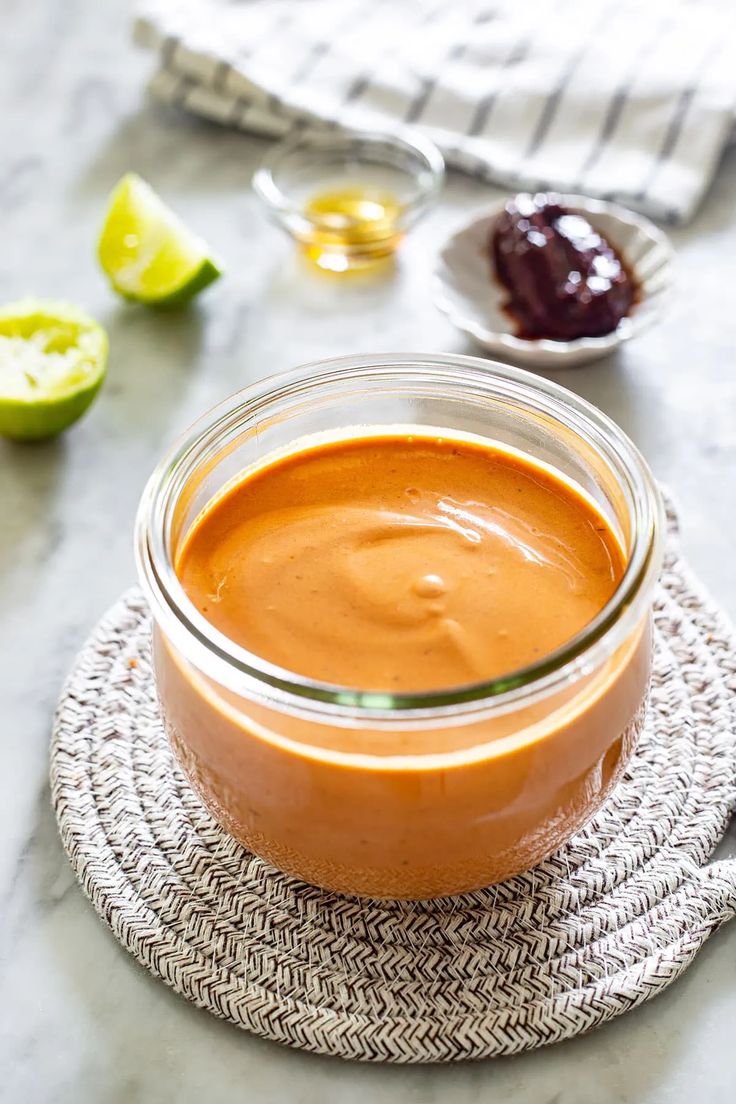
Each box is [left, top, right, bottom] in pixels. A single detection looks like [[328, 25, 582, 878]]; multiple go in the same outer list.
[[177, 434, 624, 692], [157, 431, 648, 898]]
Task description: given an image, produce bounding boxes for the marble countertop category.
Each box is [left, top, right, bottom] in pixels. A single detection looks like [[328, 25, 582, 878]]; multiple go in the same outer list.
[[2, 2, 735, 1101]]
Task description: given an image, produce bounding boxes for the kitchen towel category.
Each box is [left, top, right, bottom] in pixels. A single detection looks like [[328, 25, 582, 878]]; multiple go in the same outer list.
[[134, 0, 736, 223]]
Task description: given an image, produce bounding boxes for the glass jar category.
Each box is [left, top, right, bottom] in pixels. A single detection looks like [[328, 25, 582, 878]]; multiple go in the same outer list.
[[135, 354, 664, 899]]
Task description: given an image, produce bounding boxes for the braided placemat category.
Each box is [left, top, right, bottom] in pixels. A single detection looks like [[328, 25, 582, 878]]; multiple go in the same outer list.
[[51, 501, 736, 1063]]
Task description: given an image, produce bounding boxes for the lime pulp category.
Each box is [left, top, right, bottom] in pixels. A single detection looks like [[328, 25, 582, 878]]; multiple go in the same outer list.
[[0, 300, 108, 440]]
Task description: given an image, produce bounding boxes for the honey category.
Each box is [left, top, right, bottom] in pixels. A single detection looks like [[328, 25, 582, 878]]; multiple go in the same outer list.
[[300, 187, 402, 270]]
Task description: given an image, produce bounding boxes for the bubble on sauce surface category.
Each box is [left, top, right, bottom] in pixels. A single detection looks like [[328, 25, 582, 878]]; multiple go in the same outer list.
[[412, 573, 447, 599]]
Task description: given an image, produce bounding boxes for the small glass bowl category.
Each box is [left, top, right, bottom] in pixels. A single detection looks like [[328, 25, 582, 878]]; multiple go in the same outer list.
[[252, 128, 444, 271]]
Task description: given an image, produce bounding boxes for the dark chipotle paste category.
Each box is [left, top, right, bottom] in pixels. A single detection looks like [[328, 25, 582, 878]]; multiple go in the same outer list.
[[491, 193, 637, 341]]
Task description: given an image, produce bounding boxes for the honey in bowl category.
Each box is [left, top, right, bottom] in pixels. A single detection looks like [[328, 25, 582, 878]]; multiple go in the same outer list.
[[300, 186, 402, 270]]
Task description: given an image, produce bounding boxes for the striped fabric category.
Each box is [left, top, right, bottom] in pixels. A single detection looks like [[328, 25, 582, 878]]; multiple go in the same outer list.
[[135, 0, 736, 223]]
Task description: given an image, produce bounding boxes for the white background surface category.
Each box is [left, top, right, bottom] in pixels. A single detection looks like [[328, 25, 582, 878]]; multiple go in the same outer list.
[[1, 2, 735, 1100]]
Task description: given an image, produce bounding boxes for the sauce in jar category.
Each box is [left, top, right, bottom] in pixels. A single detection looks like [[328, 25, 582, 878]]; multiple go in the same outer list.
[[138, 351, 664, 899], [156, 426, 650, 897], [177, 432, 624, 692]]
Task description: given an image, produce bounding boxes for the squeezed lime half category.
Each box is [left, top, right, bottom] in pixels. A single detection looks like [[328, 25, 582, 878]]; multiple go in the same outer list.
[[0, 300, 108, 440], [98, 173, 222, 305]]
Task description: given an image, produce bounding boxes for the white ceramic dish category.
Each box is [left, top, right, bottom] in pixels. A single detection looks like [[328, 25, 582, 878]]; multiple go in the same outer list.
[[433, 194, 674, 368]]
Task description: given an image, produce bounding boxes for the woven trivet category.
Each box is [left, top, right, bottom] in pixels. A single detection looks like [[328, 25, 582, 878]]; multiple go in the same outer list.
[[51, 499, 736, 1063]]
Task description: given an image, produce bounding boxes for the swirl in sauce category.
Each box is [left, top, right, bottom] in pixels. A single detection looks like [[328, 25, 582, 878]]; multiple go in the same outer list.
[[177, 433, 624, 692]]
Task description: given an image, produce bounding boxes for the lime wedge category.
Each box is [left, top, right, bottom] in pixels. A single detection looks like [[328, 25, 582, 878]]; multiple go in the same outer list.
[[97, 173, 222, 305], [0, 300, 108, 440]]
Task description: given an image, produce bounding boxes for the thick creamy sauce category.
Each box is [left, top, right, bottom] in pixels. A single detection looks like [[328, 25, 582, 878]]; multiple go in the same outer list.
[[177, 434, 625, 692]]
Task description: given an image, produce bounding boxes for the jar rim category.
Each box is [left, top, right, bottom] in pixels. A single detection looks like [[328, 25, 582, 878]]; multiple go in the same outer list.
[[135, 353, 664, 723]]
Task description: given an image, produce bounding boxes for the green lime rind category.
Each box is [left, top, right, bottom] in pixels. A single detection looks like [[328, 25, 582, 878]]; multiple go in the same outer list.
[[110, 256, 222, 308], [0, 299, 108, 441], [97, 173, 223, 306], [0, 380, 105, 440]]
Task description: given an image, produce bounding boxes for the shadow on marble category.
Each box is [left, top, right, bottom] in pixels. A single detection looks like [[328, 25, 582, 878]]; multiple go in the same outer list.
[[0, 436, 67, 601], [537, 349, 648, 440], [71, 105, 268, 202], [462, 339, 673, 468], [0, 153, 45, 214], [263, 249, 402, 314], [98, 302, 205, 434]]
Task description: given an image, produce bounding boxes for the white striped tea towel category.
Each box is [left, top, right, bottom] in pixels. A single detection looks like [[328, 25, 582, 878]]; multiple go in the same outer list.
[[135, 0, 736, 223]]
